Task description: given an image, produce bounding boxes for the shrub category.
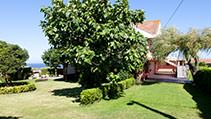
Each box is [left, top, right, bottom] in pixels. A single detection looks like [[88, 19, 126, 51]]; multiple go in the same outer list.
[[100, 83, 110, 98], [41, 68, 49, 75], [106, 71, 133, 82], [11, 67, 32, 81], [125, 78, 135, 89], [100, 77, 135, 99], [48, 68, 56, 76], [194, 67, 211, 94], [199, 62, 208, 67], [80, 78, 136, 104], [118, 80, 127, 91], [117, 70, 133, 82], [107, 81, 123, 99], [80, 88, 102, 105], [0, 82, 36, 94], [79, 70, 104, 88]]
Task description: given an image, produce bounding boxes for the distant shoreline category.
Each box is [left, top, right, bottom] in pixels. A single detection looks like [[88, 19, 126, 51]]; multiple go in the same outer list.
[[27, 63, 46, 69]]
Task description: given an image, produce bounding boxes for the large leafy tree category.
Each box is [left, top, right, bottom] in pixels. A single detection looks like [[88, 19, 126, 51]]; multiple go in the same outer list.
[[152, 27, 211, 75], [152, 27, 179, 60], [41, 0, 147, 87], [0, 40, 29, 85], [42, 48, 61, 75]]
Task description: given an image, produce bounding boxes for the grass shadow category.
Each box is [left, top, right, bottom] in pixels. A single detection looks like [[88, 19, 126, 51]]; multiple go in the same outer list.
[[53, 75, 78, 83], [127, 100, 176, 119], [103, 93, 125, 101], [53, 78, 77, 83], [53, 78, 65, 82], [184, 84, 211, 119], [140, 81, 159, 86], [0, 82, 28, 87], [51, 87, 84, 102], [0, 116, 21, 119]]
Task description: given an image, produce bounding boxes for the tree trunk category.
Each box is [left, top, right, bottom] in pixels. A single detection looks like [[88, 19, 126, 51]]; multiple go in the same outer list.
[[4, 77, 9, 86], [63, 63, 68, 81], [53, 67, 58, 76], [4, 74, 12, 86], [55, 68, 58, 76], [187, 59, 197, 76], [194, 57, 199, 71]]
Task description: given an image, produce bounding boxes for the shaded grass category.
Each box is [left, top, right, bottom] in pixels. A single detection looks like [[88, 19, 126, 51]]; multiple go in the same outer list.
[[0, 81, 28, 87], [127, 100, 176, 119], [51, 87, 84, 102], [184, 84, 211, 119], [83, 83, 199, 119], [0, 80, 210, 119], [0, 116, 21, 119]]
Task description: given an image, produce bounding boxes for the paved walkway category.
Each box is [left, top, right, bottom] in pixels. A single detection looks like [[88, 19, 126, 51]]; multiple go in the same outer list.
[[144, 74, 192, 84], [145, 78, 192, 84]]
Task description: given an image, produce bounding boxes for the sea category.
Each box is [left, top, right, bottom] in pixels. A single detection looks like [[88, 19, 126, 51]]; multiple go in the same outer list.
[[27, 63, 46, 69]]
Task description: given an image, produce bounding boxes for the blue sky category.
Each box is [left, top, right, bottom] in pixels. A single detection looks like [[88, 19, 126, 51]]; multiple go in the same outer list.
[[0, 0, 211, 63]]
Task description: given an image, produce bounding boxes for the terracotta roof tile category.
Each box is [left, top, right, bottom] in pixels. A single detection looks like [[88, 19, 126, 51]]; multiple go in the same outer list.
[[199, 59, 211, 63], [135, 20, 160, 35]]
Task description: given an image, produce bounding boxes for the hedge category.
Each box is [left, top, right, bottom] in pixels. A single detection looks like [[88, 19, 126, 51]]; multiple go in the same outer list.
[[80, 78, 135, 104], [125, 77, 135, 89], [100, 77, 135, 99], [80, 88, 103, 105], [194, 67, 211, 94], [11, 67, 32, 81], [0, 82, 36, 94]]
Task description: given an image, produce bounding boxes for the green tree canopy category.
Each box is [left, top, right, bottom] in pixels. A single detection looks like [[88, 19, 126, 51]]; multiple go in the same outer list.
[[152, 27, 211, 75], [0, 40, 29, 85], [42, 48, 61, 69], [42, 48, 62, 76], [41, 0, 147, 87]]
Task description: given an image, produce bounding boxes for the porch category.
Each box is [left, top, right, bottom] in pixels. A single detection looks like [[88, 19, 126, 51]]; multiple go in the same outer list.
[[146, 59, 187, 79], [146, 74, 191, 84]]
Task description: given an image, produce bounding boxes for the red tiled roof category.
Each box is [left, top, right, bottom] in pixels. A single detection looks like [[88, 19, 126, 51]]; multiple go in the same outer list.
[[135, 20, 160, 36], [199, 59, 211, 63]]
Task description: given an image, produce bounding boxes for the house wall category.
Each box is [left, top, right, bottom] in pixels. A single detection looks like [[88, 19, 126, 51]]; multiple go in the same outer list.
[[148, 60, 177, 77], [67, 65, 76, 74], [177, 66, 187, 78], [148, 61, 155, 76], [148, 39, 153, 49], [156, 61, 177, 71]]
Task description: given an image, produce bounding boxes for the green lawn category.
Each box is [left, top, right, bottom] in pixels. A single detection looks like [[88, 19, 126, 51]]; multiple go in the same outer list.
[[0, 79, 211, 119]]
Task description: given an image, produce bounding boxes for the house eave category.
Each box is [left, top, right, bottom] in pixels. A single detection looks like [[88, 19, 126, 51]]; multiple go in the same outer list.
[[133, 24, 161, 39]]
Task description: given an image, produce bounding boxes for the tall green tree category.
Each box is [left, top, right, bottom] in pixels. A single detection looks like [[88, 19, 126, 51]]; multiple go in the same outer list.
[[41, 0, 147, 87], [152, 27, 179, 61], [152, 27, 211, 75], [0, 40, 29, 85], [42, 48, 61, 75]]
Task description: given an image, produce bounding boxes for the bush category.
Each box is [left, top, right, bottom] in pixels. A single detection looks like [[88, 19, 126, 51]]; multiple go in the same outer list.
[[48, 68, 56, 76], [107, 81, 123, 99], [194, 67, 211, 94], [40, 68, 49, 75], [199, 62, 208, 67], [125, 78, 135, 89], [80, 88, 103, 105], [100, 77, 135, 99], [117, 70, 133, 82], [118, 80, 127, 91], [79, 70, 104, 88], [11, 67, 32, 81], [106, 71, 133, 82], [80, 78, 136, 104], [100, 83, 110, 98], [0, 82, 36, 94]]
